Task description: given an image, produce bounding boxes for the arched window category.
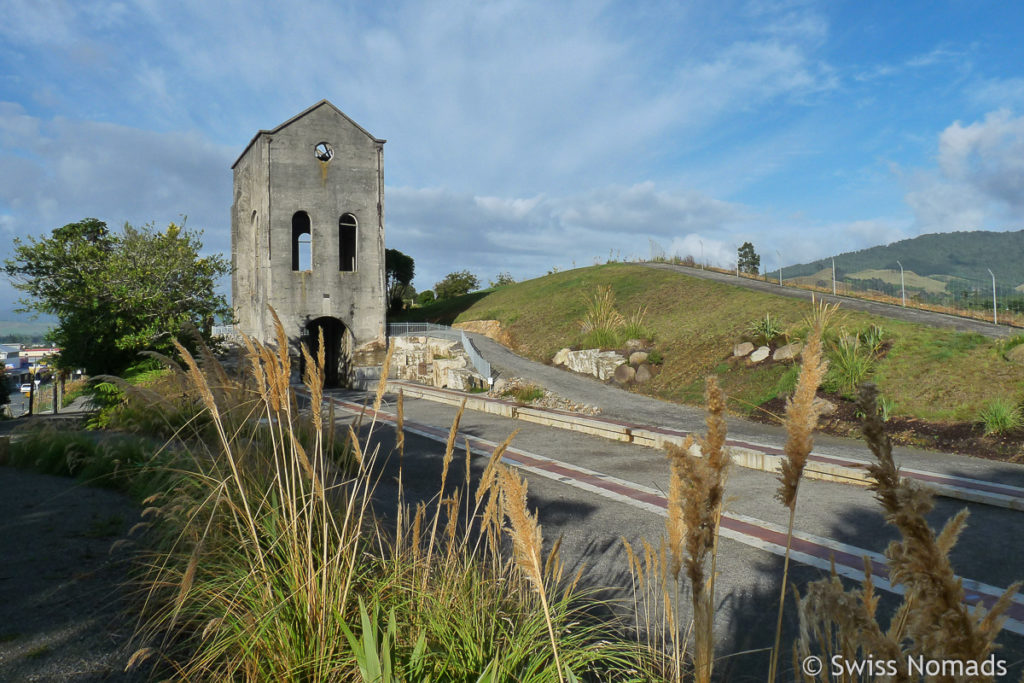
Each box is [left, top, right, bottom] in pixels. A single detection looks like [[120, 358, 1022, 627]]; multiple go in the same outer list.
[[339, 213, 357, 272], [292, 211, 311, 271]]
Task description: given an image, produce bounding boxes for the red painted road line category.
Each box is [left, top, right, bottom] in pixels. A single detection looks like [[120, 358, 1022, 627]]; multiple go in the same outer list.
[[315, 391, 1024, 635]]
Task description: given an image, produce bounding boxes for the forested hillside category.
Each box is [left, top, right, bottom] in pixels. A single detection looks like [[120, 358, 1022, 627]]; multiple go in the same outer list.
[[771, 230, 1024, 288]]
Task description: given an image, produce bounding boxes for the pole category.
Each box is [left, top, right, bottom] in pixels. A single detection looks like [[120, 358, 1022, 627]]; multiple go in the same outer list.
[[831, 258, 837, 296], [988, 268, 998, 325], [776, 250, 783, 286], [897, 260, 906, 307], [699, 240, 704, 270]]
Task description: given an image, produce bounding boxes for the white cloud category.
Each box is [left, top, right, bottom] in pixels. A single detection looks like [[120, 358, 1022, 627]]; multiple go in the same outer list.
[[0, 103, 234, 252], [387, 182, 747, 289], [905, 109, 1024, 232]]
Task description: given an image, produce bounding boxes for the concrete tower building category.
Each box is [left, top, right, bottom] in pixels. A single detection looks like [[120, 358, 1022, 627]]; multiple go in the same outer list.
[[231, 100, 386, 386]]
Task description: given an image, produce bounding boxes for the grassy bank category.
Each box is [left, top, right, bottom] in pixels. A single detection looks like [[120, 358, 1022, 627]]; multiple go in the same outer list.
[[402, 263, 1024, 429]]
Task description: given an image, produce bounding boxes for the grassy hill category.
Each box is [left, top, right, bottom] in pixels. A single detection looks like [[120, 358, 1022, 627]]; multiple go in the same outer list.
[[397, 264, 1024, 437], [770, 229, 1024, 289]]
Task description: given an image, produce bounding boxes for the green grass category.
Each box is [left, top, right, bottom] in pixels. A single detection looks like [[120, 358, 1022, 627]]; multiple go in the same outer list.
[[979, 399, 1023, 435], [411, 263, 1024, 424]]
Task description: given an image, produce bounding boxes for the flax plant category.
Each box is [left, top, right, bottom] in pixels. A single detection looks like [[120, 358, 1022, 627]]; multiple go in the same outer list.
[[768, 299, 836, 682]]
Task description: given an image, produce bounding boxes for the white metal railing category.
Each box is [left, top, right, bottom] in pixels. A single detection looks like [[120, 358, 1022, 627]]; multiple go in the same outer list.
[[387, 322, 492, 379]]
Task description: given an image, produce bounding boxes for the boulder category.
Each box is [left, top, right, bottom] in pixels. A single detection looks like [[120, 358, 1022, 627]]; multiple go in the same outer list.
[[595, 351, 626, 380], [635, 363, 653, 383], [613, 364, 636, 384], [773, 342, 803, 361], [426, 337, 459, 357], [813, 397, 837, 417], [624, 338, 648, 352], [629, 351, 649, 365], [749, 346, 771, 363], [565, 349, 599, 376], [733, 341, 755, 358], [1007, 344, 1024, 365], [491, 378, 509, 395], [553, 347, 571, 366], [566, 348, 625, 379], [432, 356, 468, 387], [447, 368, 487, 392]]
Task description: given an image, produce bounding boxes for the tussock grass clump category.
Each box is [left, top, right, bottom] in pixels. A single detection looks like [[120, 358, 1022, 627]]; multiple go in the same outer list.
[[579, 285, 653, 349], [125, 309, 645, 680], [979, 398, 1023, 435]]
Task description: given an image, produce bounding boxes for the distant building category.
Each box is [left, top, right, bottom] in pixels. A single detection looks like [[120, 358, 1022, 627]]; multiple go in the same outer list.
[[231, 100, 387, 387]]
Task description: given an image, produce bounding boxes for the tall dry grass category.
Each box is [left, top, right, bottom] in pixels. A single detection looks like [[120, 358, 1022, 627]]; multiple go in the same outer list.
[[123, 310, 644, 680], [795, 384, 1021, 681]]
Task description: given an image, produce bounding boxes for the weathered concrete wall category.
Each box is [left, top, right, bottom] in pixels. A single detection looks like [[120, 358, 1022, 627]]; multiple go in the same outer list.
[[231, 101, 386, 371]]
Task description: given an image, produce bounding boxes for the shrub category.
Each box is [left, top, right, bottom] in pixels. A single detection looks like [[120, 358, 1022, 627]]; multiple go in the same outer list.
[[647, 349, 663, 364], [502, 382, 545, 403], [823, 335, 874, 397], [747, 312, 784, 346], [979, 398, 1023, 435]]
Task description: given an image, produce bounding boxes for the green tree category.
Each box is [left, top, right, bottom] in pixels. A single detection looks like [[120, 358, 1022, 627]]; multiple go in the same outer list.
[[385, 248, 415, 314], [3, 218, 232, 376], [489, 272, 516, 287], [417, 290, 436, 306], [738, 242, 761, 275], [434, 270, 479, 299]]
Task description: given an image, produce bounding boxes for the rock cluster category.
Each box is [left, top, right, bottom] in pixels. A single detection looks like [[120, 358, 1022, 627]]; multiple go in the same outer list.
[[732, 339, 803, 365], [552, 344, 658, 386], [489, 377, 601, 415], [389, 335, 488, 390]]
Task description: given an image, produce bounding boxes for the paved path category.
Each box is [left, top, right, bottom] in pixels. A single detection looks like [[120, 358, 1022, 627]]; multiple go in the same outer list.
[[641, 261, 1017, 338], [318, 387, 1024, 679], [463, 332, 1024, 491]]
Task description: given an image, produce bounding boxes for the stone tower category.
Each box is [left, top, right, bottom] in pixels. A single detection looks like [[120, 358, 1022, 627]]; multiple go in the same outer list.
[[231, 100, 386, 386]]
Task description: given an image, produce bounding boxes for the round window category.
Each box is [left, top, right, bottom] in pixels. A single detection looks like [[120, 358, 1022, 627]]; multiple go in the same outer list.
[[314, 142, 334, 162]]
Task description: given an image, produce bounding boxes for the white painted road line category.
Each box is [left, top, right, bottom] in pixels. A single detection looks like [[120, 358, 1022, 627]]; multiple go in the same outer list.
[[316, 391, 1024, 637]]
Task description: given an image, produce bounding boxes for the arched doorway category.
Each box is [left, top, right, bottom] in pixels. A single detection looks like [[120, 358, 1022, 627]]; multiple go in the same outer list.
[[302, 317, 350, 388]]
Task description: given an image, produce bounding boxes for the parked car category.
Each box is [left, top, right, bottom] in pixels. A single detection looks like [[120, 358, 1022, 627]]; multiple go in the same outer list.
[[20, 383, 32, 394]]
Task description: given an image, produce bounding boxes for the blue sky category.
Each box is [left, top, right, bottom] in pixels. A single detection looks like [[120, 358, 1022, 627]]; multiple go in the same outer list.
[[3, 0, 1024, 320]]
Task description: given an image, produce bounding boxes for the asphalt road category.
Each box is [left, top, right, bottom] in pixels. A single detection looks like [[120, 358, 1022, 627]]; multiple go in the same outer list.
[[329, 388, 1024, 681], [641, 261, 1018, 338]]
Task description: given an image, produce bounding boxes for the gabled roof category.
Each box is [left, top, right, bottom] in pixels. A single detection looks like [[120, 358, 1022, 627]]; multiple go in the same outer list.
[[231, 99, 386, 169]]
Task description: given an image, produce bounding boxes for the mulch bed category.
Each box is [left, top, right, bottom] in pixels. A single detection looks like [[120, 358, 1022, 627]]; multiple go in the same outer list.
[[749, 391, 1024, 463]]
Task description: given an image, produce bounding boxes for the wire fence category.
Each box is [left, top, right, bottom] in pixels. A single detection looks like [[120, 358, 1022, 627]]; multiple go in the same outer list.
[[386, 322, 492, 379], [650, 255, 1024, 329]]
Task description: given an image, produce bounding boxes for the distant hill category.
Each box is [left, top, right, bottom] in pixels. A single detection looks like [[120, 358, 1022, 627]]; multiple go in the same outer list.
[[769, 230, 1024, 290]]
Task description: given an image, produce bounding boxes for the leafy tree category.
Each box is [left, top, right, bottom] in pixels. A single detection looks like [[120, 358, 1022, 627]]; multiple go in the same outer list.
[[3, 218, 231, 376], [738, 242, 761, 275], [434, 270, 479, 300], [417, 290, 435, 306], [489, 272, 516, 287], [385, 248, 415, 313]]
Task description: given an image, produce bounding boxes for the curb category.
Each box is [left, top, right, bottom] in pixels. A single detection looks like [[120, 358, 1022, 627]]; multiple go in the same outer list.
[[386, 380, 1024, 511]]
